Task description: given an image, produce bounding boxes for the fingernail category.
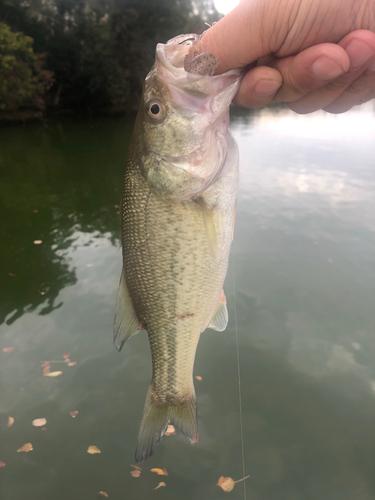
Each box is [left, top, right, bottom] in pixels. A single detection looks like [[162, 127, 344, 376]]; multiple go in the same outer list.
[[254, 79, 282, 96], [346, 39, 375, 69], [311, 56, 345, 80]]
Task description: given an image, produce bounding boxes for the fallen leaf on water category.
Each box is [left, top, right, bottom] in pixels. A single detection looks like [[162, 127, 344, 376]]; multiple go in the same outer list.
[[69, 411, 78, 418], [151, 468, 168, 476], [130, 464, 142, 470], [17, 443, 33, 453], [98, 492, 109, 498], [32, 418, 47, 427], [45, 371, 63, 377], [33, 209, 38, 213], [63, 352, 70, 359], [67, 361, 77, 366], [43, 365, 51, 376], [40, 291, 45, 295], [87, 446, 101, 454], [165, 425, 176, 436], [217, 475, 250, 492], [8, 273, 17, 277], [33, 240, 42, 245], [7, 416, 14, 427], [130, 470, 141, 478], [154, 482, 166, 490], [3, 347, 14, 353], [0, 461, 6, 467], [195, 375, 202, 381]]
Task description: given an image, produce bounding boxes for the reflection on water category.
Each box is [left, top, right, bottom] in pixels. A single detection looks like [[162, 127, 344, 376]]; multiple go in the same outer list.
[[1, 104, 375, 500], [0, 118, 132, 325]]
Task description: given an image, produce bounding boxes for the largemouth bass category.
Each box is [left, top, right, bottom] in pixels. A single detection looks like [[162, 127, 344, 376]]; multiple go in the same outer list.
[[114, 33, 241, 463]]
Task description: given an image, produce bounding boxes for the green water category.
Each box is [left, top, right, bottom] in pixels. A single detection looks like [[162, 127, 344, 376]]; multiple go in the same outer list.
[[1, 104, 374, 500]]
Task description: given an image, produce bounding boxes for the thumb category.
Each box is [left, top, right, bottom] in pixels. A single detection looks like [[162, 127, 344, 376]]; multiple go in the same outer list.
[[200, 0, 280, 74], [199, 0, 369, 75]]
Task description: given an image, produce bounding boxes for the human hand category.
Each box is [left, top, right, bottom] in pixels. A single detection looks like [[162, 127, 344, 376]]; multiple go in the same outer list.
[[200, 0, 375, 113]]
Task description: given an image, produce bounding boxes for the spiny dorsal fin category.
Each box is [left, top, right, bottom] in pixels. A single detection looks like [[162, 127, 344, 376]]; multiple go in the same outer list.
[[208, 290, 228, 331], [113, 269, 144, 351]]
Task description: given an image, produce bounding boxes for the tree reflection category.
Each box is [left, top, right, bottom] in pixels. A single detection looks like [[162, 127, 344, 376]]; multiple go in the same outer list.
[[0, 117, 132, 325]]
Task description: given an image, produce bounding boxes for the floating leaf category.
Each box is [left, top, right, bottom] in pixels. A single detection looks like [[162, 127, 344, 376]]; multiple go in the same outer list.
[[2, 347, 14, 353], [130, 464, 142, 470], [32, 418, 47, 427], [67, 361, 77, 366], [45, 371, 63, 377], [8, 273, 17, 277], [195, 375, 202, 381], [63, 352, 70, 359], [87, 446, 101, 454], [154, 482, 166, 490], [33, 210, 38, 213], [70, 411, 79, 418], [17, 443, 33, 453], [217, 475, 250, 492], [40, 291, 45, 295], [43, 365, 51, 376], [130, 470, 141, 477], [33, 240, 42, 245], [98, 492, 109, 498], [0, 461, 6, 467], [7, 416, 14, 427], [165, 425, 176, 436], [151, 468, 168, 476]]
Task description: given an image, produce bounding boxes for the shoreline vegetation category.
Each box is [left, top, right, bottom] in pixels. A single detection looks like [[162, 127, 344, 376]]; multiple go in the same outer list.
[[0, 0, 221, 123]]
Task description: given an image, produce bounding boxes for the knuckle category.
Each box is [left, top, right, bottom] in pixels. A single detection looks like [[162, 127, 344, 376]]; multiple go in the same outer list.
[[323, 77, 349, 92], [344, 77, 373, 94]]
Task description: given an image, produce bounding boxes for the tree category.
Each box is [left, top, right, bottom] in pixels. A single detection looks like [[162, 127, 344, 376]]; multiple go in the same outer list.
[[0, 22, 54, 112], [0, 0, 221, 114]]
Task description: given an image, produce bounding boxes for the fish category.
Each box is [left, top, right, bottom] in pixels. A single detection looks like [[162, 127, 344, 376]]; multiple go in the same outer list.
[[114, 32, 242, 463]]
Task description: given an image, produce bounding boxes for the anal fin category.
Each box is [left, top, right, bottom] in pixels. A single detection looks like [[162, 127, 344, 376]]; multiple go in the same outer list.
[[114, 268, 144, 351], [208, 289, 228, 331]]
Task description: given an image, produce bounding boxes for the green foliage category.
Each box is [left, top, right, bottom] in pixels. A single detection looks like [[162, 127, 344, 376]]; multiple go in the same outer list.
[[0, 0, 221, 114], [0, 22, 54, 112]]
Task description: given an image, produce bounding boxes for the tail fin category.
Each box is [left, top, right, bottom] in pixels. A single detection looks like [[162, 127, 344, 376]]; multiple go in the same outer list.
[[135, 386, 198, 463]]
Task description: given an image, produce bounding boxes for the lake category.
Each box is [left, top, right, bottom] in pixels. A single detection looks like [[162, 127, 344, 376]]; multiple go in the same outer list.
[[1, 103, 375, 500]]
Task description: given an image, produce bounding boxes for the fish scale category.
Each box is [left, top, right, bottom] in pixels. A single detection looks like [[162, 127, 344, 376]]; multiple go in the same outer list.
[[123, 160, 223, 397]]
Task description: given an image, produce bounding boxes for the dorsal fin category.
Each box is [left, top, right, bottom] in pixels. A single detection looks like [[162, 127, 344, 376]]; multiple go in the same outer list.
[[114, 269, 144, 351]]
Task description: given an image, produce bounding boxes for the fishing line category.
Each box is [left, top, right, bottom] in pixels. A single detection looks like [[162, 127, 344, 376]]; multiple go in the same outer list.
[[231, 253, 247, 500]]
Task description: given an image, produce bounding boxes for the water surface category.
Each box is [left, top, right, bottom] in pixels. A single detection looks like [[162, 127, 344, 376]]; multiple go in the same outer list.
[[1, 104, 375, 500]]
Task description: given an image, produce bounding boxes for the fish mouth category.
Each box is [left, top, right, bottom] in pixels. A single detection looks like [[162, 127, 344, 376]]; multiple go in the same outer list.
[[154, 34, 242, 88]]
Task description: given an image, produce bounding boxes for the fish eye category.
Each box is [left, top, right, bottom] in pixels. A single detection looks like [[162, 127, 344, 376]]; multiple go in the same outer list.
[[147, 100, 164, 120]]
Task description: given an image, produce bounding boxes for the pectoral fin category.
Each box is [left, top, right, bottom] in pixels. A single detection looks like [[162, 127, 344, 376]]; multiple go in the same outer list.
[[114, 269, 144, 351], [208, 290, 228, 331], [198, 198, 217, 259]]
